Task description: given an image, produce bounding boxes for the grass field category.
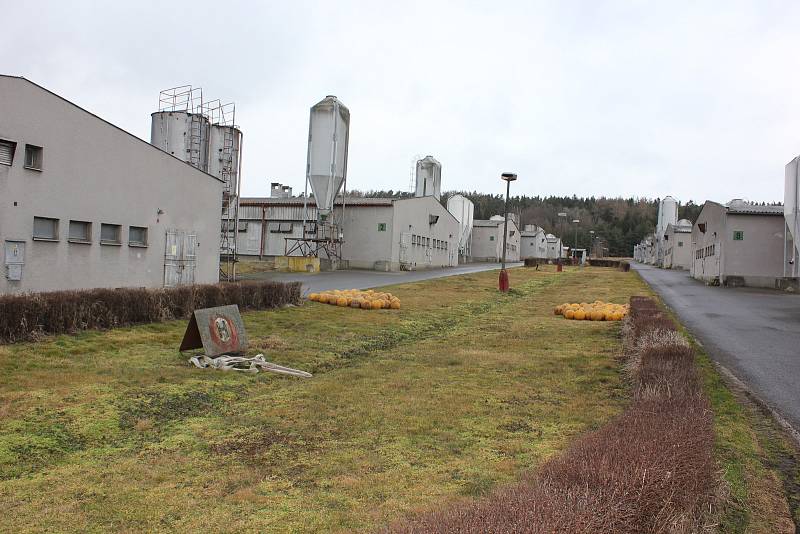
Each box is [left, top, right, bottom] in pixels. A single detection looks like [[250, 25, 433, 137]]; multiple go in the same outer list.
[[0, 265, 795, 532]]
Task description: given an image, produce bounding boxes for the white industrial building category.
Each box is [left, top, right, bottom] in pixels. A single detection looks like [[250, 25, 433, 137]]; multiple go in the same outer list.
[[0, 76, 223, 294], [662, 219, 693, 270], [471, 215, 521, 262], [236, 195, 459, 271], [691, 200, 786, 288], [520, 225, 547, 259]]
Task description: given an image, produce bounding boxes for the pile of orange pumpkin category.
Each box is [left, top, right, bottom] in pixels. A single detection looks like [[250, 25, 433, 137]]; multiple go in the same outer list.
[[308, 289, 401, 310], [554, 301, 629, 321]]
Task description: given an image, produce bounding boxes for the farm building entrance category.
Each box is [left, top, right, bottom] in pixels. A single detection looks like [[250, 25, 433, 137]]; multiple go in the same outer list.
[[164, 229, 198, 287]]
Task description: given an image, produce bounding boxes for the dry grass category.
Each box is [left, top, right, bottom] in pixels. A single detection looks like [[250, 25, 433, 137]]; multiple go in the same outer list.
[[0, 265, 645, 532], [387, 296, 716, 534]]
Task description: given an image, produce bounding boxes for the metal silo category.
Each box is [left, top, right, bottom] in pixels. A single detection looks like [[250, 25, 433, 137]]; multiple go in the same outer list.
[[415, 156, 442, 200], [786, 157, 800, 277], [446, 193, 474, 259], [657, 196, 678, 237], [150, 86, 210, 172], [306, 95, 350, 218]]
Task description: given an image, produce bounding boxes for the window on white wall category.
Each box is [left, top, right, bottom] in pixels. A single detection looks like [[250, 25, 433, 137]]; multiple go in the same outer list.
[[33, 216, 59, 240], [100, 223, 122, 245], [0, 139, 16, 166], [68, 220, 92, 243], [129, 226, 148, 247], [24, 144, 43, 170]]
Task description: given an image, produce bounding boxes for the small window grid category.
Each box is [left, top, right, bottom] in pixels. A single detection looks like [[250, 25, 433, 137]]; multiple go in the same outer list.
[[733, 231, 743, 241]]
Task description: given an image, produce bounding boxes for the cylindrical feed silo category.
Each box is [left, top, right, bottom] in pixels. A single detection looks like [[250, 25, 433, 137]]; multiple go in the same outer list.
[[415, 156, 442, 200], [150, 111, 210, 172], [306, 95, 350, 218], [208, 124, 243, 194]]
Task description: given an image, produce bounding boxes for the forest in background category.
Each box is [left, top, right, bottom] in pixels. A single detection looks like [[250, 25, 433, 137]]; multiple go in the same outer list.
[[349, 189, 704, 257]]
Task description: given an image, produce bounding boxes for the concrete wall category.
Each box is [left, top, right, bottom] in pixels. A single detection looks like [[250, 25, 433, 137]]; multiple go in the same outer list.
[[663, 228, 691, 270], [0, 76, 223, 294], [691, 202, 724, 283], [520, 230, 547, 259], [389, 197, 459, 270], [471, 219, 520, 262], [342, 205, 394, 269], [723, 213, 785, 287], [692, 201, 785, 287]]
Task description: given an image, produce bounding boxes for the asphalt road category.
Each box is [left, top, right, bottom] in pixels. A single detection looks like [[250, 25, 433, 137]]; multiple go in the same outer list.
[[633, 262, 800, 430], [239, 262, 523, 294]]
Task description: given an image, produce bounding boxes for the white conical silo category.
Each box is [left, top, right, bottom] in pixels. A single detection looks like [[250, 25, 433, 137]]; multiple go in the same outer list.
[[150, 110, 210, 172], [306, 95, 350, 219], [786, 157, 800, 276], [415, 156, 442, 200], [657, 196, 679, 237], [446, 193, 474, 258]]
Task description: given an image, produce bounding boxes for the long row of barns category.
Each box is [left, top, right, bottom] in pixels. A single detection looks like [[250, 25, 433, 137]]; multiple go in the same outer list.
[[634, 168, 800, 290], [0, 75, 568, 295]]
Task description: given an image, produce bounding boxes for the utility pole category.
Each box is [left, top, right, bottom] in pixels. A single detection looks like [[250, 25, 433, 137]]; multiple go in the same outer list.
[[499, 172, 517, 292]]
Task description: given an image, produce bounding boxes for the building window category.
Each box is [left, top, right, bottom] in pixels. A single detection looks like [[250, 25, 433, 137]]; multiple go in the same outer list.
[[0, 139, 16, 166], [24, 144, 43, 170], [378, 223, 387, 232], [100, 223, 122, 245], [489, 235, 495, 241], [68, 220, 92, 243], [733, 230, 743, 241], [129, 226, 148, 247], [678, 241, 683, 247], [33, 216, 59, 241]]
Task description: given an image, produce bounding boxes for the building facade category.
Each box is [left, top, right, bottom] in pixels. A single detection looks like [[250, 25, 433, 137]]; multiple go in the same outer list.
[[691, 200, 785, 288], [236, 196, 459, 271], [662, 220, 692, 270], [471, 216, 521, 262], [520, 225, 547, 259], [0, 76, 223, 294]]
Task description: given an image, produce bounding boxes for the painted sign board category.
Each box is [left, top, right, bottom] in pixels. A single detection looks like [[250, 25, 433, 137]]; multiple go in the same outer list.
[[179, 304, 249, 356]]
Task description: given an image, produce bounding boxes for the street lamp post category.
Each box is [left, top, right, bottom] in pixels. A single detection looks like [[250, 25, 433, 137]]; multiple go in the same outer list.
[[499, 172, 517, 292], [572, 219, 580, 262], [589, 230, 595, 257]]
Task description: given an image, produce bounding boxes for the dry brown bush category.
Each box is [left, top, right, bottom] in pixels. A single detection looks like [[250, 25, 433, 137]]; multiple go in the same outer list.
[[0, 280, 301, 343]]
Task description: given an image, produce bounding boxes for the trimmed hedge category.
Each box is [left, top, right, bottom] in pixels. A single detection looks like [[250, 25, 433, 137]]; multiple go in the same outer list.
[[387, 296, 715, 533], [0, 280, 301, 344]]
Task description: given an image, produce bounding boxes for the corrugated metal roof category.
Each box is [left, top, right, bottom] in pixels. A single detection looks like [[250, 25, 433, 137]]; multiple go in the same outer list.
[[239, 196, 393, 207], [725, 203, 783, 215]]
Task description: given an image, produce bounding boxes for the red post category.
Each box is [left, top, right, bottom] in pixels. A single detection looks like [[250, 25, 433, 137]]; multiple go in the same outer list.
[[499, 268, 510, 292]]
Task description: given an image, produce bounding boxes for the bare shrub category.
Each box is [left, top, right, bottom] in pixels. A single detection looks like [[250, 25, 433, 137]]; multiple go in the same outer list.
[[0, 280, 301, 344]]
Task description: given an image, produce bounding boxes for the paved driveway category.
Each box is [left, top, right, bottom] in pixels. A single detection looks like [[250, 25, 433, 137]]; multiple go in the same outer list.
[[633, 263, 800, 430], [239, 262, 523, 295]]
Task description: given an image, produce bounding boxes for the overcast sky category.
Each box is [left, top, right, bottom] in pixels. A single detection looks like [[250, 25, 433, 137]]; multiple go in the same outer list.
[[3, 1, 799, 203]]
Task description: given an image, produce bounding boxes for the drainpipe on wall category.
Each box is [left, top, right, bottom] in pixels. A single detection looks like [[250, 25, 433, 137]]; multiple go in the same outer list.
[[260, 206, 266, 260]]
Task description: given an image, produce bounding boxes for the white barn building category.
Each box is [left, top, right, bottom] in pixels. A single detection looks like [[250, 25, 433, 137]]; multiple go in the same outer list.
[[471, 216, 520, 262], [691, 200, 785, 288], [236, 196, 459, 271], [0, 76, 223, 294]]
